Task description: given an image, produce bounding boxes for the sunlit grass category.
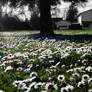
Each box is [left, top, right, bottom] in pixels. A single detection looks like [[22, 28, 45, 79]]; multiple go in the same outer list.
[[1, 30, 92, 37], [54, 30, 92, 35]]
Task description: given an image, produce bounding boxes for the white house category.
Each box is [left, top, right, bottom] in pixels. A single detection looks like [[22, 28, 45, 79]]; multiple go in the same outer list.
[[51, 0, 71, 29], [77, 0, 92, 29]]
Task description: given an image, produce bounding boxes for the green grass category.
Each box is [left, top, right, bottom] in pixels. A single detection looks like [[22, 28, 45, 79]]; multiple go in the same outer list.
[[1, 30, 92, 35], [54, 30, 92, 35], [1, 30, 39, 33]]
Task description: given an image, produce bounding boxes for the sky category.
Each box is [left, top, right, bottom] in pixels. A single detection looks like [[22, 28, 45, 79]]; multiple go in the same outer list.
[[1, 0, 92, 21]]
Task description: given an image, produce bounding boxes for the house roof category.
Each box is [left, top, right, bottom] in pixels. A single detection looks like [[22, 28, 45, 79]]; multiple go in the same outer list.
[[77, 0, 92, 16], [78, 9, 92, 17]]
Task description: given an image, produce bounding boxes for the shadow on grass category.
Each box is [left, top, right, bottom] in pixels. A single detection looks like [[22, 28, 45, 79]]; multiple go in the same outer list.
[[55, 34, 92, 42], [30, 33, 92, 43], [1, 32, 92, 43]]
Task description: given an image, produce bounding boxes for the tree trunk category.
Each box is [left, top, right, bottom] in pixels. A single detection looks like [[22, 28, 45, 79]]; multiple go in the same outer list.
[[39, 0, 54, 37]]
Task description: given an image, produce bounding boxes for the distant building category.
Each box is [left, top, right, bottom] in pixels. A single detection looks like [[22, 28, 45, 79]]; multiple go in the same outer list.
[[51, 1, 71, 29], [51, 6, 71, 29], [78, 9, 92, 29], [77, 0, 92, 29]]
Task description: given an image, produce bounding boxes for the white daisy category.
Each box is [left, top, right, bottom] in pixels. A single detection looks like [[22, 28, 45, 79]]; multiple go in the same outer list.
[[17, 67, 23, 71], [14, 52, 22, 57], [88, 89, 92, 92], [18, 83, 27, 90], [23, 78, 33, 83], [45, 82, 57, 91], [13, 80, 19, 87], [0, 90, 4, 92], [30, 72, 37, 77], [41, 91, 47, 92], [74, 67, 82, 72], [86, 66, 92, 72], [82, 74, 89, 81], [29, 82, 36, 89], [5, 66, 13, 72], [57, 75, 65, 82], [72, 73, 80, 77], [34, 82, 45, 89], [61, 87, 67, 92], [66, 85, 74, 91], [77, 80, 85, 87], [88, 78, 92, 84], [7, 54, 14, 60], [67, 69, 73, 73]]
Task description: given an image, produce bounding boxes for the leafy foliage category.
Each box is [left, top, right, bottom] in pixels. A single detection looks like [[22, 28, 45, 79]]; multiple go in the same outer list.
[[64, 0, 88, 3], [66, 2, 78, 22], [3, 0, 88, 8]]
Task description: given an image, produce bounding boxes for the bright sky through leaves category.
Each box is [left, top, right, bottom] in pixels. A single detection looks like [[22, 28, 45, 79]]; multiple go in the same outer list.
[[1, 0, 92, 21]]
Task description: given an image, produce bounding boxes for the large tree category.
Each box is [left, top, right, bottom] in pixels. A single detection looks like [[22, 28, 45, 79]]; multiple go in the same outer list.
[[2, 0, 88, 37], [66, 1, 78, 22]]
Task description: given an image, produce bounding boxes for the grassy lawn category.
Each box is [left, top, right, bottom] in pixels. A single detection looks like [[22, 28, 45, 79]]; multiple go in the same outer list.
[[1, 30, 92, 36], [1, 30, 92, 35], [54, 30, 92, 35]]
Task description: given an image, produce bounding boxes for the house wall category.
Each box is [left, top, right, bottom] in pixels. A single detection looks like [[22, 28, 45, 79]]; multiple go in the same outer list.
[[78, 9, 92, 30], [78, 15, 82, 25], [82, 9, 92, 22]]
